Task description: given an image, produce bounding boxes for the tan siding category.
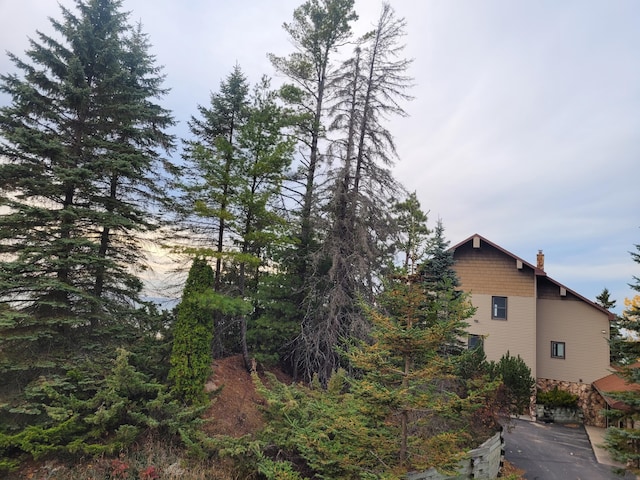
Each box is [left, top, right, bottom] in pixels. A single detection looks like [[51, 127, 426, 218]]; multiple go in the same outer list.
[[454, 243, 535, 297], [537, 299, 610, 383], [466, 293, 537, 379], [454, 236, 611, 387]]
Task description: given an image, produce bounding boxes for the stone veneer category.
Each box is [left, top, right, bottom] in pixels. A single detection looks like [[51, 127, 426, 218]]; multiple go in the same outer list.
[[537, 378, 608, 427]]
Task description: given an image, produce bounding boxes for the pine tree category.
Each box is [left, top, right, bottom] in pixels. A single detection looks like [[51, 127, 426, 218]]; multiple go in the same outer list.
[[290, 2, 413, 384], [269, 0, 358, 279], [233, 77, 295, 368], [0, 0, 174, 387], [487, 352, 535, 415], [178, 70, 294, 367], [347, 255, 491, 471], [266, 1, 359, 380], [596, 287, 625, 365], [393, 192, 431, 274], [605, 241, 640, 468], [177, 65, 250, 357]]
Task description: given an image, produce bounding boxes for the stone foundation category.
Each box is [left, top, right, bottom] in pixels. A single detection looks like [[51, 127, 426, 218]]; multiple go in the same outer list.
[[536, 378, 607, 427]]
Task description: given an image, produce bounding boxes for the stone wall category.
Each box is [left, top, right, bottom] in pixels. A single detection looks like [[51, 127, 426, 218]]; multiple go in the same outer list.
[[406, 430, 504, 480], [537, 378, 607, 427], [536, 405, 582, 423]]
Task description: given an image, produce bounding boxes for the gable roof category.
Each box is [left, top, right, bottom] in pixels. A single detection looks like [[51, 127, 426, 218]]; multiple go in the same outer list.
[[593, 364, 640, 410], [451, 234, 615, 321]]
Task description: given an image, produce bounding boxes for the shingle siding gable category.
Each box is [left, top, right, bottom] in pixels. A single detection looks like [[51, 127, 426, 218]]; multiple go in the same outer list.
[[454, 241, 535, 298]]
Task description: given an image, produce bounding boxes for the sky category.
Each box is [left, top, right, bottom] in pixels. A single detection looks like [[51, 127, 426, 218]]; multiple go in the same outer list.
[[0, 0, 638, 312]]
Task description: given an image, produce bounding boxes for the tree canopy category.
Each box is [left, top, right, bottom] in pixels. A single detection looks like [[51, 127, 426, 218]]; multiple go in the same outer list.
[[0, 0, 175, 389]]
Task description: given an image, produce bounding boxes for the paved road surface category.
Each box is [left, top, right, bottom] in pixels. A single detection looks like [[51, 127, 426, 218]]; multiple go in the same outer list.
[[504, 419, 635, 479]]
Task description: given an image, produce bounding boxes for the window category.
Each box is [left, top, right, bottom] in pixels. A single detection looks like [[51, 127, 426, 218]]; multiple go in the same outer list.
[[491, 296, 507, 320], [468, 334, 484, 351], [551, 341, 565, 359]]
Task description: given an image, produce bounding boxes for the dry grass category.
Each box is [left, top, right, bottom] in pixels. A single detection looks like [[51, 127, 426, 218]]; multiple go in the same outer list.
[[501, 459, 526, 479], [8, 437, 238, 479]]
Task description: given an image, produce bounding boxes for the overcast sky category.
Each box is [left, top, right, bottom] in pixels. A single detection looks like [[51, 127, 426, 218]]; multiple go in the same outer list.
[[1, 0, 638, 312]]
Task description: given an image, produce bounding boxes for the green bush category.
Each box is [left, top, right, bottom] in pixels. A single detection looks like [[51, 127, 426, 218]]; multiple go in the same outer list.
[[169, 257, 215, 405], [252, 370, 398, 479], [487, 351, 535, 415], [536, 386, 579, 408], [0, 349, 206, 473]]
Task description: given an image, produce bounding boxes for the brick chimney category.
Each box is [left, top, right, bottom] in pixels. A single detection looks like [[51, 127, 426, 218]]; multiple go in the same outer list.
[[536, 250, 544, 271]]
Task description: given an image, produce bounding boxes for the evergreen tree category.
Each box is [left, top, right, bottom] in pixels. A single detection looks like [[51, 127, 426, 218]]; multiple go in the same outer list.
[[0, 0, 174, 393], [596, 287, 617, 310], [267, 0, 359, 380], [605, 240, 640, 469], [393, 192, 431, 275], [233, 77, 295, 368], [347, 257, 495, 471], [618, 295, 640, 362], [291, 2, 413, 384], [169, 257, 215, 404], [269, 0, 358, 279], [417, 220, 468, 357], [596, 287, 625, 365], [178, 69, 294, 367], [604, 363, 640, 469], [177, 65, 250, 357], [420, 219, 459, 289], [487, 352, 535, 416]]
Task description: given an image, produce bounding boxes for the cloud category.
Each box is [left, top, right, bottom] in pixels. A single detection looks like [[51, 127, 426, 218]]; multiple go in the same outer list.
[[0, 0, 638, 312]]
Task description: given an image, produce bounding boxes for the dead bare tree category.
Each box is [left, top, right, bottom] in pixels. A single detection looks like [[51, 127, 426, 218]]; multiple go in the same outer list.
[[295, 3, 414, 384]]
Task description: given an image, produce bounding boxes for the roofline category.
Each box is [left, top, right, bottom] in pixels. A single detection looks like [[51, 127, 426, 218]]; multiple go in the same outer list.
[[450, 234, 543, 275], [451, 233, 615, 321]]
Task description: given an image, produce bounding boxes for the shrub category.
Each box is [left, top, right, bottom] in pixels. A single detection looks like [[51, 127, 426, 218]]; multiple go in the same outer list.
[[252, 370, 397, 479], [487, 351, 535, 415], [536, 386, 579, 409], [169, 257, 215, 405], [0, 349, 207, 473]]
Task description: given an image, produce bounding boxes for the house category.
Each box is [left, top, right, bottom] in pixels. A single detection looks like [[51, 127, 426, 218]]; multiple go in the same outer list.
[[451, 234, 614, 425]]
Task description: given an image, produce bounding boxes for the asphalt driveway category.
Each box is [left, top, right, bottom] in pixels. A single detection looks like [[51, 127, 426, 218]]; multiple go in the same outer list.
[[504, 418, 635, 479]]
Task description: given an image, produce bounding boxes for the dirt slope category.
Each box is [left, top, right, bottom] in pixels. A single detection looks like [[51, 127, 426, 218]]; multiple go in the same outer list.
[[203, 355, 265, 436], [203, 355, 291, 437]]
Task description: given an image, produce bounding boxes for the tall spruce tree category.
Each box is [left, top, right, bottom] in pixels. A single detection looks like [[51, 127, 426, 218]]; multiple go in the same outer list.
[[0, 0, 174, 384]]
